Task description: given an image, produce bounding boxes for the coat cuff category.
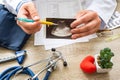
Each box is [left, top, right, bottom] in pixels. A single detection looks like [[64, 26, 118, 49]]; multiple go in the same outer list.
[[3, 0, 32, 14], [86, 1, 117, 24], [3, 0, 23, 14], [16, 0, 32, 13], [99, 17, 106, 30]]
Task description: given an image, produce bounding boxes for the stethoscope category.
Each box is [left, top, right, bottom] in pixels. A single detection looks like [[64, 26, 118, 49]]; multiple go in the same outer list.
[[0, 48, 67, 80]]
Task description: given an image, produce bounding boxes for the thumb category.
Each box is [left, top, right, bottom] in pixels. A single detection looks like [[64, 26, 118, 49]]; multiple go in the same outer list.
[[26, 2, 40, 21]]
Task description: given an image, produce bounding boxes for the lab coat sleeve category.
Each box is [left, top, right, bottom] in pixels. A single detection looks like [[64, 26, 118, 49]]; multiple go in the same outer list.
[[86, 0, 117, 29], [3, 0, 32, 15]]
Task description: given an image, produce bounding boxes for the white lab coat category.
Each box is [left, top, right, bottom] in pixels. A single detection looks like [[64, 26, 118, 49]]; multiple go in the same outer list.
[[2, 0, 117, 24]]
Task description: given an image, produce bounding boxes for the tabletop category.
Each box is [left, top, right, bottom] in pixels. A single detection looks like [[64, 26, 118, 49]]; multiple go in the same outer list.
[[0, 1, 120, 80]]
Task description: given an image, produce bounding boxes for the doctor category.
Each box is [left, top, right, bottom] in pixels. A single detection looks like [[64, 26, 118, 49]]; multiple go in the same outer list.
[[3, 0, 117, 39]]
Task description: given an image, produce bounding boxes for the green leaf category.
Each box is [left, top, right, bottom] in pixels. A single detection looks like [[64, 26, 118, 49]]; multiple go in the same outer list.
[[104, 47, 111, 52]]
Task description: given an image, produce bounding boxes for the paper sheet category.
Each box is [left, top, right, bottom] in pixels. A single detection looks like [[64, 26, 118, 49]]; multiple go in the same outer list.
[[44, 33, 97, 50], [34, 0, 97, 50]]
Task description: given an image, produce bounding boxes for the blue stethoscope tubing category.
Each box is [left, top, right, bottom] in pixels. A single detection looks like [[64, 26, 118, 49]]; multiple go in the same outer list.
[[43, 71, 51, 80], [0, 66, 39, 80]]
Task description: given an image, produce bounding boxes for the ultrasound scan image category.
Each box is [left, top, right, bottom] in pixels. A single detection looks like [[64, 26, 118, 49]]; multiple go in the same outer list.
[[51, 20, 72, 37], [46, 18, 75, 39]]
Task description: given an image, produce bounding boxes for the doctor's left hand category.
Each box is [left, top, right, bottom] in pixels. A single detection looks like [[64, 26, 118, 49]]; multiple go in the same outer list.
[[70, 10, 101, 39]]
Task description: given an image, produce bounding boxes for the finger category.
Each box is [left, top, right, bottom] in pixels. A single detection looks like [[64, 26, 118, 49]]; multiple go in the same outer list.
[[71, 26, 98, 39], [17, 8, 28, 18], [75, 10, 87, 18], [71, 11, 98, 28], [25, 2, 40, 21], [17, 2, 40, 21], [71, 20, 99, 34]]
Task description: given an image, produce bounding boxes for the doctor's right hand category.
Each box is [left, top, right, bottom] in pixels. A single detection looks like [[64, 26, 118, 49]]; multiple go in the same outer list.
[[17, 2, 42, 34]]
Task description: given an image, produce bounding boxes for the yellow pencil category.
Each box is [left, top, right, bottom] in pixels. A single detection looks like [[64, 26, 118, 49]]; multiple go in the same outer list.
[[16, 17, 58, 25], [40, 21, 58, 25]]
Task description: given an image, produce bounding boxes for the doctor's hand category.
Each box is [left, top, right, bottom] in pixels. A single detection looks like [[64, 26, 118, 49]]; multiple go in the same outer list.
[[17, 2, 42, 34], [70, 10, 101, 39]]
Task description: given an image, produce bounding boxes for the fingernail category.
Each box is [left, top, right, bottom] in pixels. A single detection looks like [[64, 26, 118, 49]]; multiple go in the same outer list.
[[71, 30, 74, 33], [33, 16, 40, 20], [70, 23, 75, 28], [71, 35, 77, 39], [71, 29, 77, 33]]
